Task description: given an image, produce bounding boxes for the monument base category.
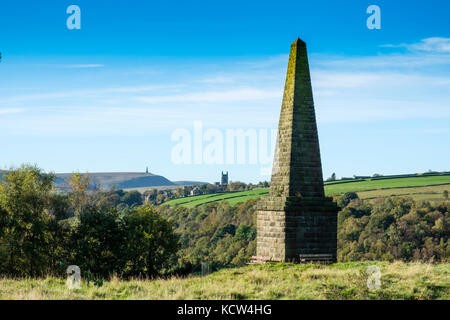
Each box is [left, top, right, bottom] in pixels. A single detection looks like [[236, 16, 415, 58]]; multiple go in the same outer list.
[[256, 196, 339, 262]]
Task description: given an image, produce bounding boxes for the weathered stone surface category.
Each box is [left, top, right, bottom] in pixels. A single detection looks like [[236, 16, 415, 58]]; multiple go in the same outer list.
[[256, 38, 339, 262]]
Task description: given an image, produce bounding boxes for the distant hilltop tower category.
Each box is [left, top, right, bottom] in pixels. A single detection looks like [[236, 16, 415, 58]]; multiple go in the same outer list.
[[146, 166, 149, 174], [221, 171, 228, 186], [256, 38, 339, 263]]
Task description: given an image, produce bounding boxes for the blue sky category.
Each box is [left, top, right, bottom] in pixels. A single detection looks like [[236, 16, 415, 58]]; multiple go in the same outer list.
[[1, 0, 449, 183]]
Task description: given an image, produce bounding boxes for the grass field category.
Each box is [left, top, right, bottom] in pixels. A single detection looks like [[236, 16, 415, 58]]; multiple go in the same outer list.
[[324, 175, 450, 194], [0, 261, 448, 300], [163, 189, 269, 207], [162, 174, 450, 207], [358, 184, 450, 203]]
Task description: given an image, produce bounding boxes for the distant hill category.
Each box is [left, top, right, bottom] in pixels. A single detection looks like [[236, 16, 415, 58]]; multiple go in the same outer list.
[[0, 169, 208, 191], [54, 172, 208, 190], [172, 181, 209, 186]]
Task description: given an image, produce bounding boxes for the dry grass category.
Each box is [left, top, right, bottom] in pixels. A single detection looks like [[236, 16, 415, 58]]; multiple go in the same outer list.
[[0, 261, 448, 300]]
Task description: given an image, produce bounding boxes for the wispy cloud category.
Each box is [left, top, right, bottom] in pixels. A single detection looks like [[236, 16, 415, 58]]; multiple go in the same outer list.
[[314, 52, 450, 69], [0, 84, 186, 104], [381, 37, 450, 53], [2, 37, 450, 138], [0, 108, 24, 115], [63, 64, 105, 68], [136, 88, 280, 104]]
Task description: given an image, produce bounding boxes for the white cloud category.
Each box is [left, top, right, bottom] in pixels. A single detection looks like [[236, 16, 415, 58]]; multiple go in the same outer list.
[[381, 37, 450, 53], [316, 99, 450, 123], [63, 64, 105, 68], [0, 108, 24, 115], [196, 76, 235, 84], [135, 88, 280, 104], [0, 84, 186, 104], [313, 52, 450, 69], [3, 37, 450, 139]]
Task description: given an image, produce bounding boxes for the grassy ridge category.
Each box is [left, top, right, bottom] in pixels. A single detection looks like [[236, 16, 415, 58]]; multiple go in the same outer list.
[[163, 175, 450, 207], [1, 261, 448, 300], [325, 175, 450, 194], [163, 189, 269, 207]]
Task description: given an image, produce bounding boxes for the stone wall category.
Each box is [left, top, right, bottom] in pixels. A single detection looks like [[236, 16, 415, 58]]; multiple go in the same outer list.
[[257, 197, 338, 262]]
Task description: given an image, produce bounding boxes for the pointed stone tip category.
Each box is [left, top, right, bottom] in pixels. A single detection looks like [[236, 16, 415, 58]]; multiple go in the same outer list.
[[291, 38, 306, 47]]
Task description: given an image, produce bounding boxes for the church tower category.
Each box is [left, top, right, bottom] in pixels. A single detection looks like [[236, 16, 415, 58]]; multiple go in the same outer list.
[[221, 171, 228, 186]]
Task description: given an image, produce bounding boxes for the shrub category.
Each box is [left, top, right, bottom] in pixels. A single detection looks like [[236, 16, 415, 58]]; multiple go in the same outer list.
[[338, 192, 359, 207], [0, 165, 60, 277], [69, 206, 125, 278], [121, 205, 178, 278]]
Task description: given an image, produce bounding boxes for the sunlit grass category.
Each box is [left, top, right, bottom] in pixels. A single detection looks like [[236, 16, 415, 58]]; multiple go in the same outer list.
[[1, 261, 448, 300], [161, 174, 450, 208]]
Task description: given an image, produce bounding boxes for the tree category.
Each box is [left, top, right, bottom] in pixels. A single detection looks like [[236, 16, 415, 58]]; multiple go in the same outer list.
[[175, 187, 184, 198], [0, 164, 58, 276], [338, 192, 359, 207], [47, 192, 71, 220], [326, 173, 336, 181], [122, 205, 178, 278], [70, 206, 125, 278], [235, 224, 256, 242], [206, 183, 219, 194], [121, 190, 143, 207], [68, 172, 91, 217]]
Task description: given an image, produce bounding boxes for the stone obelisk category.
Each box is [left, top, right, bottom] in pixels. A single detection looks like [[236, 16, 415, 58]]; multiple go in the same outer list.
[[256, 38, 339, 262]]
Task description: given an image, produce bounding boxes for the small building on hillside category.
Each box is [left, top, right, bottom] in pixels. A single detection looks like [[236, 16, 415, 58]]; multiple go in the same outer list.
[[190, 186, 201, 196]]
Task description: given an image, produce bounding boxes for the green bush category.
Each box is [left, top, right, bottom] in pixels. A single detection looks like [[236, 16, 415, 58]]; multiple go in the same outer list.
[[0, 165, 61, 277], [121, 205, 178, 278], [338, 192, 359, 207], [69, 206, 125, 278]]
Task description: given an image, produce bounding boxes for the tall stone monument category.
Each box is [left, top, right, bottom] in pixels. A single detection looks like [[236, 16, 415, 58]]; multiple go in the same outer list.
[[256, 38, 339, 262]]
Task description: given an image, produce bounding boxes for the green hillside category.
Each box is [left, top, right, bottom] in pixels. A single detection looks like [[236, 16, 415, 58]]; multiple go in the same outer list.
[[0, 261, 448, 299], [164, 189, 269, 207], [163, 173, 450, 207], [324, 174, 450, 194]]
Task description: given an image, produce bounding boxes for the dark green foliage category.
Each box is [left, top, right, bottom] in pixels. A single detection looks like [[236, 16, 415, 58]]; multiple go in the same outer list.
[[0, 165, 62, 277], [1, 164, 448, 280], [121, 190, 143, 207], [93, 189, 143, 210], [211, 224, 236, 244], [68, 205, 178, 279], [0, 166, 178, 279], [235, 224, 256, 242], [121, 205, 178, 278], [84, 270, 104, 287], [69, 206, 125, 278], [156, 199, 258, 270], [338, 192, 359, 207], [338, 197, 449, 262], [47, 192, 71, 220]]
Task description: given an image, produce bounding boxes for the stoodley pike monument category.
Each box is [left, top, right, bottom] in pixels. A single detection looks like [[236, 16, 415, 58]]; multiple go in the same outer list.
[[256, 38, 339, 263]]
